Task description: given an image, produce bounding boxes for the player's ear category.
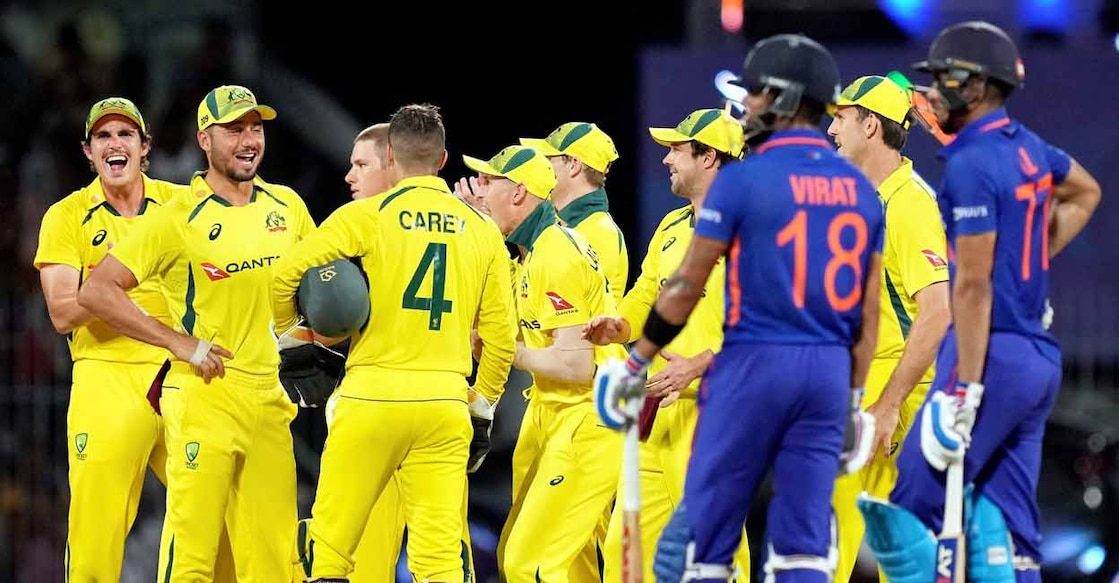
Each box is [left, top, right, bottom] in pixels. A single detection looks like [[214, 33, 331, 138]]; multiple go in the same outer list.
[[196, 129, 210, 153], [436, 149, 448, 172]]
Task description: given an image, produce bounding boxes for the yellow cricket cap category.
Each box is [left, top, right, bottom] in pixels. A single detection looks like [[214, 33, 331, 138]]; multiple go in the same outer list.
[[197, 85, 277, 130], [462, 145, 557, 200], [85, 97, 146, 139], [835, 75, 912, 128], [649, 108, 745, 159], [519, 122, 619, 173]]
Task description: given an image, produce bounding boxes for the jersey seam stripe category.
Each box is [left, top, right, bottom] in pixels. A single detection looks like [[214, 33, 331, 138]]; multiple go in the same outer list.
[[182, 267, 197, 335], [660, 208, 694, 232], [377, 185, 417, 211], [884, 270, 912, 340]]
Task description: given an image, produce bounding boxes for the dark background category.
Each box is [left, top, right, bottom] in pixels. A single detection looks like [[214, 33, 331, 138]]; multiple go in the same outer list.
[[1, 0, 1117, 581]]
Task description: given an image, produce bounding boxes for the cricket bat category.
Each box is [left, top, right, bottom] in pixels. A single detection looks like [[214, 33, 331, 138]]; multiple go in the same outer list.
[[936, 383, 983, 583], [621, 395, 644, 583]]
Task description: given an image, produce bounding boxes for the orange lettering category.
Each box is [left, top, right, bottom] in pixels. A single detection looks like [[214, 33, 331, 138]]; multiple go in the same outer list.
[[790, 176, 808, 205]]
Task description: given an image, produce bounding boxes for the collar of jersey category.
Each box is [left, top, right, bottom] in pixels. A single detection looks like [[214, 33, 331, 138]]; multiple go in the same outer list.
[[187, 172, 282, 205], [394, 174, 452, 195], [754, 128, 833, 155], [557, 188, 609, 228], [939, 107, 1014, 159], [877, 156, 915, 206], [507, 201, 557, 251], [82, 174, 159, 222]]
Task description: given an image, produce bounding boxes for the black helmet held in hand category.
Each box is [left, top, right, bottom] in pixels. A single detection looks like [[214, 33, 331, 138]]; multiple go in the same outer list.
[[914, 20, 1024, 90]]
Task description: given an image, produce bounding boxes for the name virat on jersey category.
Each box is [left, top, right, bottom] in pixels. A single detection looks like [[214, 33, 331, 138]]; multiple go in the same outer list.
[[790, 175, 860, 206]]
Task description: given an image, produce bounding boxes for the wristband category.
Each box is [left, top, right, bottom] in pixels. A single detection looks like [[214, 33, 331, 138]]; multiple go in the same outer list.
[[642, 307, 685, 349], [624, 350, 652, 375]]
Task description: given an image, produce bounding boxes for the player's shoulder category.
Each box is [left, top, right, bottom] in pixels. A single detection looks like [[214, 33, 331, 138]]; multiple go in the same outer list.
[[540, 223, 590, 257], [656, 205, 694, 232], [142, 175, 189, 205], [43, 184, 95, 222], [253, 176, 308, 210]]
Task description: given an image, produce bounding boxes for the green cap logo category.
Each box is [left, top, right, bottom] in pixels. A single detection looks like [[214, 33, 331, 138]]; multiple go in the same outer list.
[[75, 433, 88, 454], [185, 442, 200, 463]]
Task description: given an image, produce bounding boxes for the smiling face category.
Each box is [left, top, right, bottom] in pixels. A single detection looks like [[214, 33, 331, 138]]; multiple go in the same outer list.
[[662, 142, 704, 199], [201, 110, 265, 183], [84, 115, 148, 188]]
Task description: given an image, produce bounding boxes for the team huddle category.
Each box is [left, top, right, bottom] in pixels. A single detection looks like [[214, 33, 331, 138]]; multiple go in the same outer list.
[[34, 18, 1100, 583]]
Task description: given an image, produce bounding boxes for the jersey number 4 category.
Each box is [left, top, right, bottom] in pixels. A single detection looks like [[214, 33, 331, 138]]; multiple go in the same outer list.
[[776, 210, 868, 311], [403, 242, 454, 330]]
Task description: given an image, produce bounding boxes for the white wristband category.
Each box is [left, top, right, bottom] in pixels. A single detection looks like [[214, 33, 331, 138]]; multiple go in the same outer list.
[[190, 340, 212, 366]]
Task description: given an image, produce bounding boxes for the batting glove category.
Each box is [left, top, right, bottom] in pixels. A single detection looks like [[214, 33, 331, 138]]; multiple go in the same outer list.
[[594, 351, 650, 430], [839, 387, 876, 475], [467, 389, 496, 473], [920, 382, 984, 471]]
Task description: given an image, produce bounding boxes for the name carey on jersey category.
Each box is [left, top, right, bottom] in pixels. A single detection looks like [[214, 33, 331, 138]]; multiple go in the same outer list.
[[399, 210, 467, 234]]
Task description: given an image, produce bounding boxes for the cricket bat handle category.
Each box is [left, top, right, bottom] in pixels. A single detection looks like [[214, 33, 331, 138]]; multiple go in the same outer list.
[[622, 418, 644, 583]]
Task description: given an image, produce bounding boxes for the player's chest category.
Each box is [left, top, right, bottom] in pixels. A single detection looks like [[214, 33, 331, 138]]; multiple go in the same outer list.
[[81, 214, 145, 273], [185, 206, 300, 282]]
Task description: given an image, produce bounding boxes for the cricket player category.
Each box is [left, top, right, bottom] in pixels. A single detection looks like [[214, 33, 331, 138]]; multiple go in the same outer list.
[[522, 122, 629, 304], [582, 107, 753, 582], [273, 103, 517, 582], [464, 144, 625, 581], [33, 96, 224, 582], [520, 120, 628, 579], [596, 34, 884, 583], [860, 21, 1101, 582], [77, 85, 313, 581], [825, 76, 951, 582]]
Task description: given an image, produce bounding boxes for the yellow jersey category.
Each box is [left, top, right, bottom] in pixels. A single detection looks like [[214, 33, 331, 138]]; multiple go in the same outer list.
[[511, 203, 626, 406], [270, 175, 517, 402], [877, 157, 949, 382], [557, 188, 629, 305], [619, 205, 724, 397], [34, 175, 182, 365], [110, 173, 315, 377]]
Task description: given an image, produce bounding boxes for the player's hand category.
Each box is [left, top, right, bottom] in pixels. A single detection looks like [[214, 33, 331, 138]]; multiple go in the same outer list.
[[169, 333, 233, 383], [470, 328, 483, 362], [466, 389, 496, 473], [279, 342, 345, 408], [453, 176, 488, 214], [646, 350, 706, 398], [865, 399, 901, 459], [581, 316, 625, 346], [839, 388, 876, 475], [593, 353, 649, 430], [920, 382, 983, 471]]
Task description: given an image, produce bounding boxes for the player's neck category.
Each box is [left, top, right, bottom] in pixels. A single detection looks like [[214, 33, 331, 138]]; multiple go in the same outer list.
[[204, 171, 254, 206], [859, 146, 902, 189], [99, 176, 147, 217], [551, 184, 594, 213]]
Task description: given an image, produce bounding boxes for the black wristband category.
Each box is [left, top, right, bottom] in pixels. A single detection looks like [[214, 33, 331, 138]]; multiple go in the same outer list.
[[643, 307, 685, 348]]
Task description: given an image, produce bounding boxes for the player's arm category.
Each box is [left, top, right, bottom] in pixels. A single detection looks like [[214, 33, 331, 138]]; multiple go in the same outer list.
[[77, 254, 232, 379], [1049, 158, 1100, 258], [473, 234, 518, 403], [952, 234, 994, 382], [272, 203, 368, 333], [630, 234, 724, 360], [851, 252, 882, 390], [514, 325, 596, 384], [583, 233, 659, 346], [40, 265, 94, 334]]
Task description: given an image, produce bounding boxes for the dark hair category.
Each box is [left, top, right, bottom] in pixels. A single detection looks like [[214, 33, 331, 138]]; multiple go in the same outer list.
[[795, 97, 827, 127], [388, 104, 445, 173], [854, 105, 909, 151], [688, 141, 737, 167]]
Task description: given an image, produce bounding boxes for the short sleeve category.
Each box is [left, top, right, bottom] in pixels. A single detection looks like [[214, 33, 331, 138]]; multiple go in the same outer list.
[[33, 203, 81, 271], [889, 193, 949, 297], [110, 204, 182, 283], [941, 154, 999, 236], [534, 247, 597, 332], [694, 166, 743, 243], [1045, 143, 1072, 185]]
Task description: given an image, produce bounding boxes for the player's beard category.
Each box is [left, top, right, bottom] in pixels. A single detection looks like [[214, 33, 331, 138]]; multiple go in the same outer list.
[[214, 152, 260, 183]]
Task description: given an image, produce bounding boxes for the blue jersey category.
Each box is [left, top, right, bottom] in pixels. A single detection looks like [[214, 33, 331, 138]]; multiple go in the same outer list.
[[938, 108, 1071, 343], [696, 129, 884, 346]]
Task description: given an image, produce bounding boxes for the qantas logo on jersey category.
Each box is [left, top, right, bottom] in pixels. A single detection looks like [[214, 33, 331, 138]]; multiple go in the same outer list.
[[201, 255, 283, 280], [921, 249, 947, 268], [545, 292, 576, 314], [200, 262, 231, 281]]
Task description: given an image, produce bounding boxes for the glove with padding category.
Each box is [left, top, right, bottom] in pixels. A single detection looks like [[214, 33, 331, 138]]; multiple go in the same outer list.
[[920, 382, 983, 471], [594, 352, 650, 430], [839, 387, 876, 475], [467, 389, 496, 473], [278, 325, 345, 408]]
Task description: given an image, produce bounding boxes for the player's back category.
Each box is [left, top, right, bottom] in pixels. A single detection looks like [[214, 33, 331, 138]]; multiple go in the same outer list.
[[699, 130, 883, 347], [937, 112, 1071, 343], [348, 176, 506, 383]]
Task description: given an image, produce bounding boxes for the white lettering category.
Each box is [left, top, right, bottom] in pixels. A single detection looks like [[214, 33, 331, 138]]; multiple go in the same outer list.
[[698, 208, 722, 223], [952, 205, 989, 222]]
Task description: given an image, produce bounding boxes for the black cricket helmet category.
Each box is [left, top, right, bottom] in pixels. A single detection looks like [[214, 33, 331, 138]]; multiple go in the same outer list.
[[731, 33, 841, 117], [914, 20, 1024, 89]]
